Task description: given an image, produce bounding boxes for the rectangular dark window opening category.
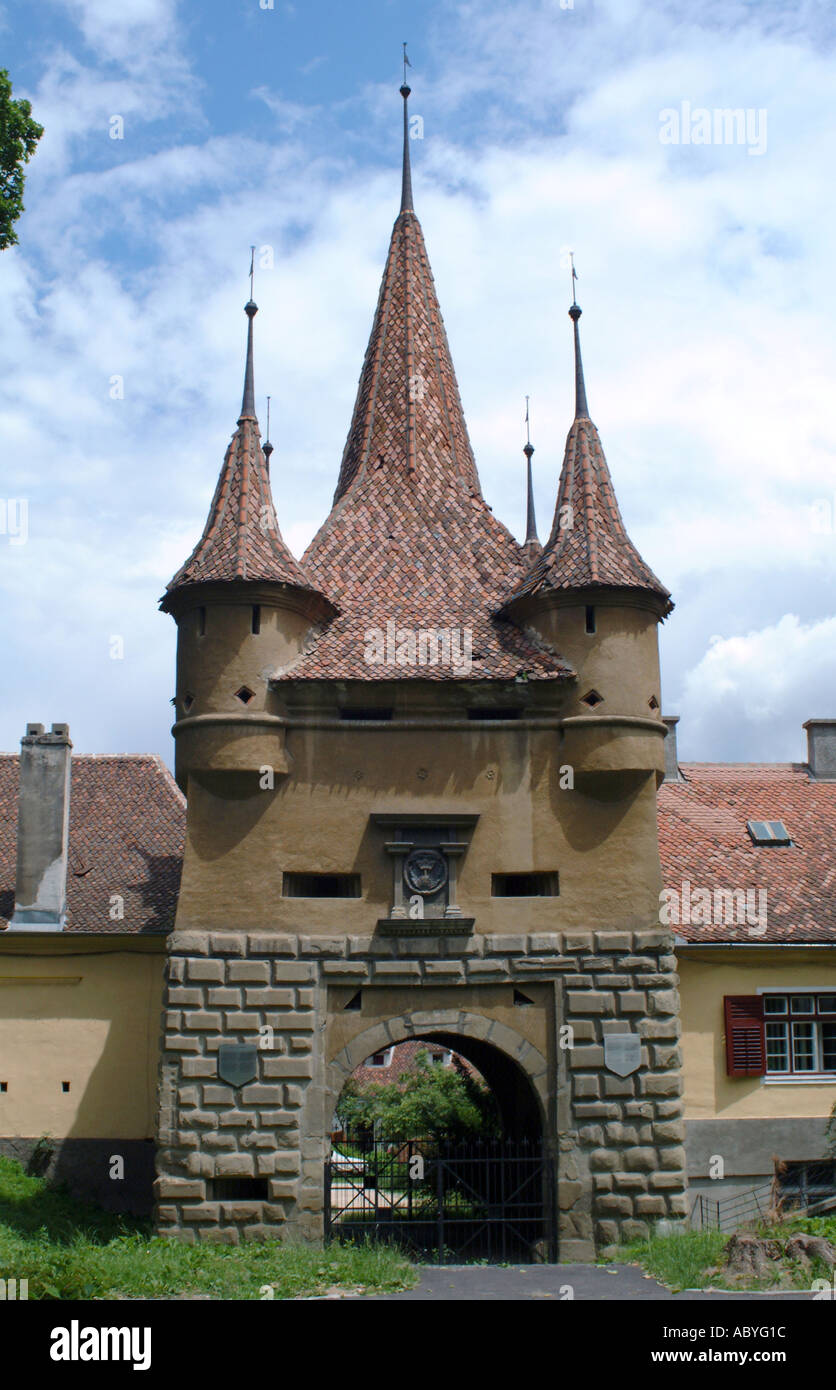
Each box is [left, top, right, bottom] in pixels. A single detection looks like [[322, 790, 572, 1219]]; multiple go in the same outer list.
[[492, 872, 559, 897], [0, 1082, 7, 1093], [339, 708, 393, 721], [467, 708, 522, 721], [208, 1177, 269, 1201], [585, 605, 596, 634], [198, 606, 206, 636], [251, 605, 261, 635], [283, 873, 361, 899], [61, 1081, 70, 1093]]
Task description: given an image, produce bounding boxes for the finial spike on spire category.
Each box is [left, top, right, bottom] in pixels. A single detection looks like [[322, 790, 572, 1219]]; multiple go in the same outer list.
[[240, 292, 258, 423], [263, 394, 274, 473], [399, 47, 414, 213], [523, 396, 538, 545], [567, 259, 589, 420]]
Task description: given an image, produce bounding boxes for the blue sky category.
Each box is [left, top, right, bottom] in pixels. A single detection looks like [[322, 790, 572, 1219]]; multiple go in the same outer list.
[[2, 0, 836, 766]]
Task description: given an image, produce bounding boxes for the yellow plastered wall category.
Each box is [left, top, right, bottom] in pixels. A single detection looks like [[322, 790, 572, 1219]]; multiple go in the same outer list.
[[0, 946, 165, 1139], [678, 949, 836, 1120]]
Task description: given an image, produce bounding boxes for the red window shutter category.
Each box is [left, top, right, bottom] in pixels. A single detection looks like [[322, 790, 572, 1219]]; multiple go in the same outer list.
[[724, 995, 766, 1077]]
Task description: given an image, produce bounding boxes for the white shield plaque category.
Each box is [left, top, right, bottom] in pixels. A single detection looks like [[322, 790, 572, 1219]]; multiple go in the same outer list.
[[604, 1033, 642, 1077]]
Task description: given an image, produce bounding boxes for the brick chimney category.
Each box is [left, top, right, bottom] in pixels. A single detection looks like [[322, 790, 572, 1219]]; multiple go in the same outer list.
[[8, 723, 72, 931], [662, 715, 683, 783], [803, 719, 836, 781]]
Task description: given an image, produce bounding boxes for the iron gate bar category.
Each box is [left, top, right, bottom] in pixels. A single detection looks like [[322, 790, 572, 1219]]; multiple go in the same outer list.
[[326, 1135, 554, 1264]]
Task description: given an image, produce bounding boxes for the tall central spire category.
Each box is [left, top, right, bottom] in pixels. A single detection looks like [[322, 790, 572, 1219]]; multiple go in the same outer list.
[[325, 76, 482, 504], [292, 76, 569, 684]]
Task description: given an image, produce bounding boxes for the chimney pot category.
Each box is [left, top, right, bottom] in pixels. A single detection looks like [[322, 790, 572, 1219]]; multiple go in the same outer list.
[[803, 719, 836, 781], [662, 715, 683, 783], [8, 722, 73, 932]]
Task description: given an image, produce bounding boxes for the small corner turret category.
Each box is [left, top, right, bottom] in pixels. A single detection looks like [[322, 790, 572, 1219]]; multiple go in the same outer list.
[[160, 293, 336, 795]]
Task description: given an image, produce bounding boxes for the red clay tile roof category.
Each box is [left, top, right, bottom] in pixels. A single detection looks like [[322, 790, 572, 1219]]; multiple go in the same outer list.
[[0, 754, 184, 935], [350, 1040, 476, 1086], [507, 413, 672, 611], [164, 305, 331, 608], [658, 764, 836, 944], [505, 307, 671, 614], [277, 209, 572, 683]]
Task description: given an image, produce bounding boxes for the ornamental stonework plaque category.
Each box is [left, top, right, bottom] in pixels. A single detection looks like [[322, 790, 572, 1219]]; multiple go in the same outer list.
[[403, 847, 448, 896]]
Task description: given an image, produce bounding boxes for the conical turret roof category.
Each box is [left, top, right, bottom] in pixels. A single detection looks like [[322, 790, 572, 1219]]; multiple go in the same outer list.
[[505, 301, 672, 614], [162, 300, 333, 611]]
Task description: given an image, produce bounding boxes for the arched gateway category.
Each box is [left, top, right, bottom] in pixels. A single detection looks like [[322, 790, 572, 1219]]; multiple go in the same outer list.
[[153, 80, 687, 1262]]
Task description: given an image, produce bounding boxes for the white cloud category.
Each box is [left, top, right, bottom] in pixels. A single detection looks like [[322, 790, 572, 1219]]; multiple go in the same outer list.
[[678, 615, 836, 762], [1, 0, 835, 766]]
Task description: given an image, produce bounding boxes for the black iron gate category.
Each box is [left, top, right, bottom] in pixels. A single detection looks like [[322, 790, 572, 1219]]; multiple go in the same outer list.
[[325, 1136, 556, 1263]]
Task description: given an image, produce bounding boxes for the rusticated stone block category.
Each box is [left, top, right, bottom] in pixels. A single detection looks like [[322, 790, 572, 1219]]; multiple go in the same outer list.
[[658, 1146, 687, 1170], [654, 1119, 686, 1143], [612, 1173, 648, 1191], [227, 961, 270, 984], [635, 1195, 667, 1216], [570, 1046, 604, 1069], [596, 1194, 632, 1216], [182, 1204, 220, 1223], [620, 1219, 650, 1242], [209, 933, 247, 956], [640, 1073, 681, 1097], [567, 992, 615, 1015], [623, 1147, 657, 1172], [273, 962, 317, 982], [187, 960, 225, 983]]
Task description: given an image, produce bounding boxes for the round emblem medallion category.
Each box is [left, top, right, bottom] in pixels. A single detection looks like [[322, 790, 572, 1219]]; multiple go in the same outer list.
[[403, 847, 448, 897]]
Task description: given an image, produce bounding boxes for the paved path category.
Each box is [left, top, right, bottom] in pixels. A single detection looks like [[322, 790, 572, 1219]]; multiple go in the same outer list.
[[358, 1263, 815, 1300]]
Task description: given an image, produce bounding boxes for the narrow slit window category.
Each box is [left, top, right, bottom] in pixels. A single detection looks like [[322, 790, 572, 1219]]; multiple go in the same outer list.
[[467, 708, 522, 721], [208, 1177, 268, 1200], [198, 606, 206, 636], [282, 873, 361, 898], [585, 605, 596, 634], [251, 605, 261, 635], [492, 872, 559, 897]]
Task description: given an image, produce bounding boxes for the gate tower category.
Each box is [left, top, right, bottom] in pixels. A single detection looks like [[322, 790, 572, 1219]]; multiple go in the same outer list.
[[154, 80, 687, 1258]]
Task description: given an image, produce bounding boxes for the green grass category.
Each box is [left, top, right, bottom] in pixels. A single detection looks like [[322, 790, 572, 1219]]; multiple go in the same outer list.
[[613, 1218, 836, 1293], [0, 1157, 415, 1300], [611, 1229, 729, 1292]]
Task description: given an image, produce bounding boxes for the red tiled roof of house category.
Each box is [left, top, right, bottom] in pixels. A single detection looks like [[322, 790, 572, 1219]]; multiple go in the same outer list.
[[658, 763, 836, 944], [505, 305, 671, 614], [0, 754, 184, 935], [275, 92, 572, 684], [163, 302, 331, 607]]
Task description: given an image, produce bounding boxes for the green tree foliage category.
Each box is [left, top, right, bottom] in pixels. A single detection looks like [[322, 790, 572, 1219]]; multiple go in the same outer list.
[[0, 69, 43, 250], [337, 1049, 500, 1143]]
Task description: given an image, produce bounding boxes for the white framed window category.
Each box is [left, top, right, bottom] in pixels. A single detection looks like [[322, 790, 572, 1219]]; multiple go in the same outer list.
[[762, 994, 836, 1077]]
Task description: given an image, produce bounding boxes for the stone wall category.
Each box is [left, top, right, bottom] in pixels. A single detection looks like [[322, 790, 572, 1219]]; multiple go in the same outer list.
[[154, 926, 687, 1255]]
